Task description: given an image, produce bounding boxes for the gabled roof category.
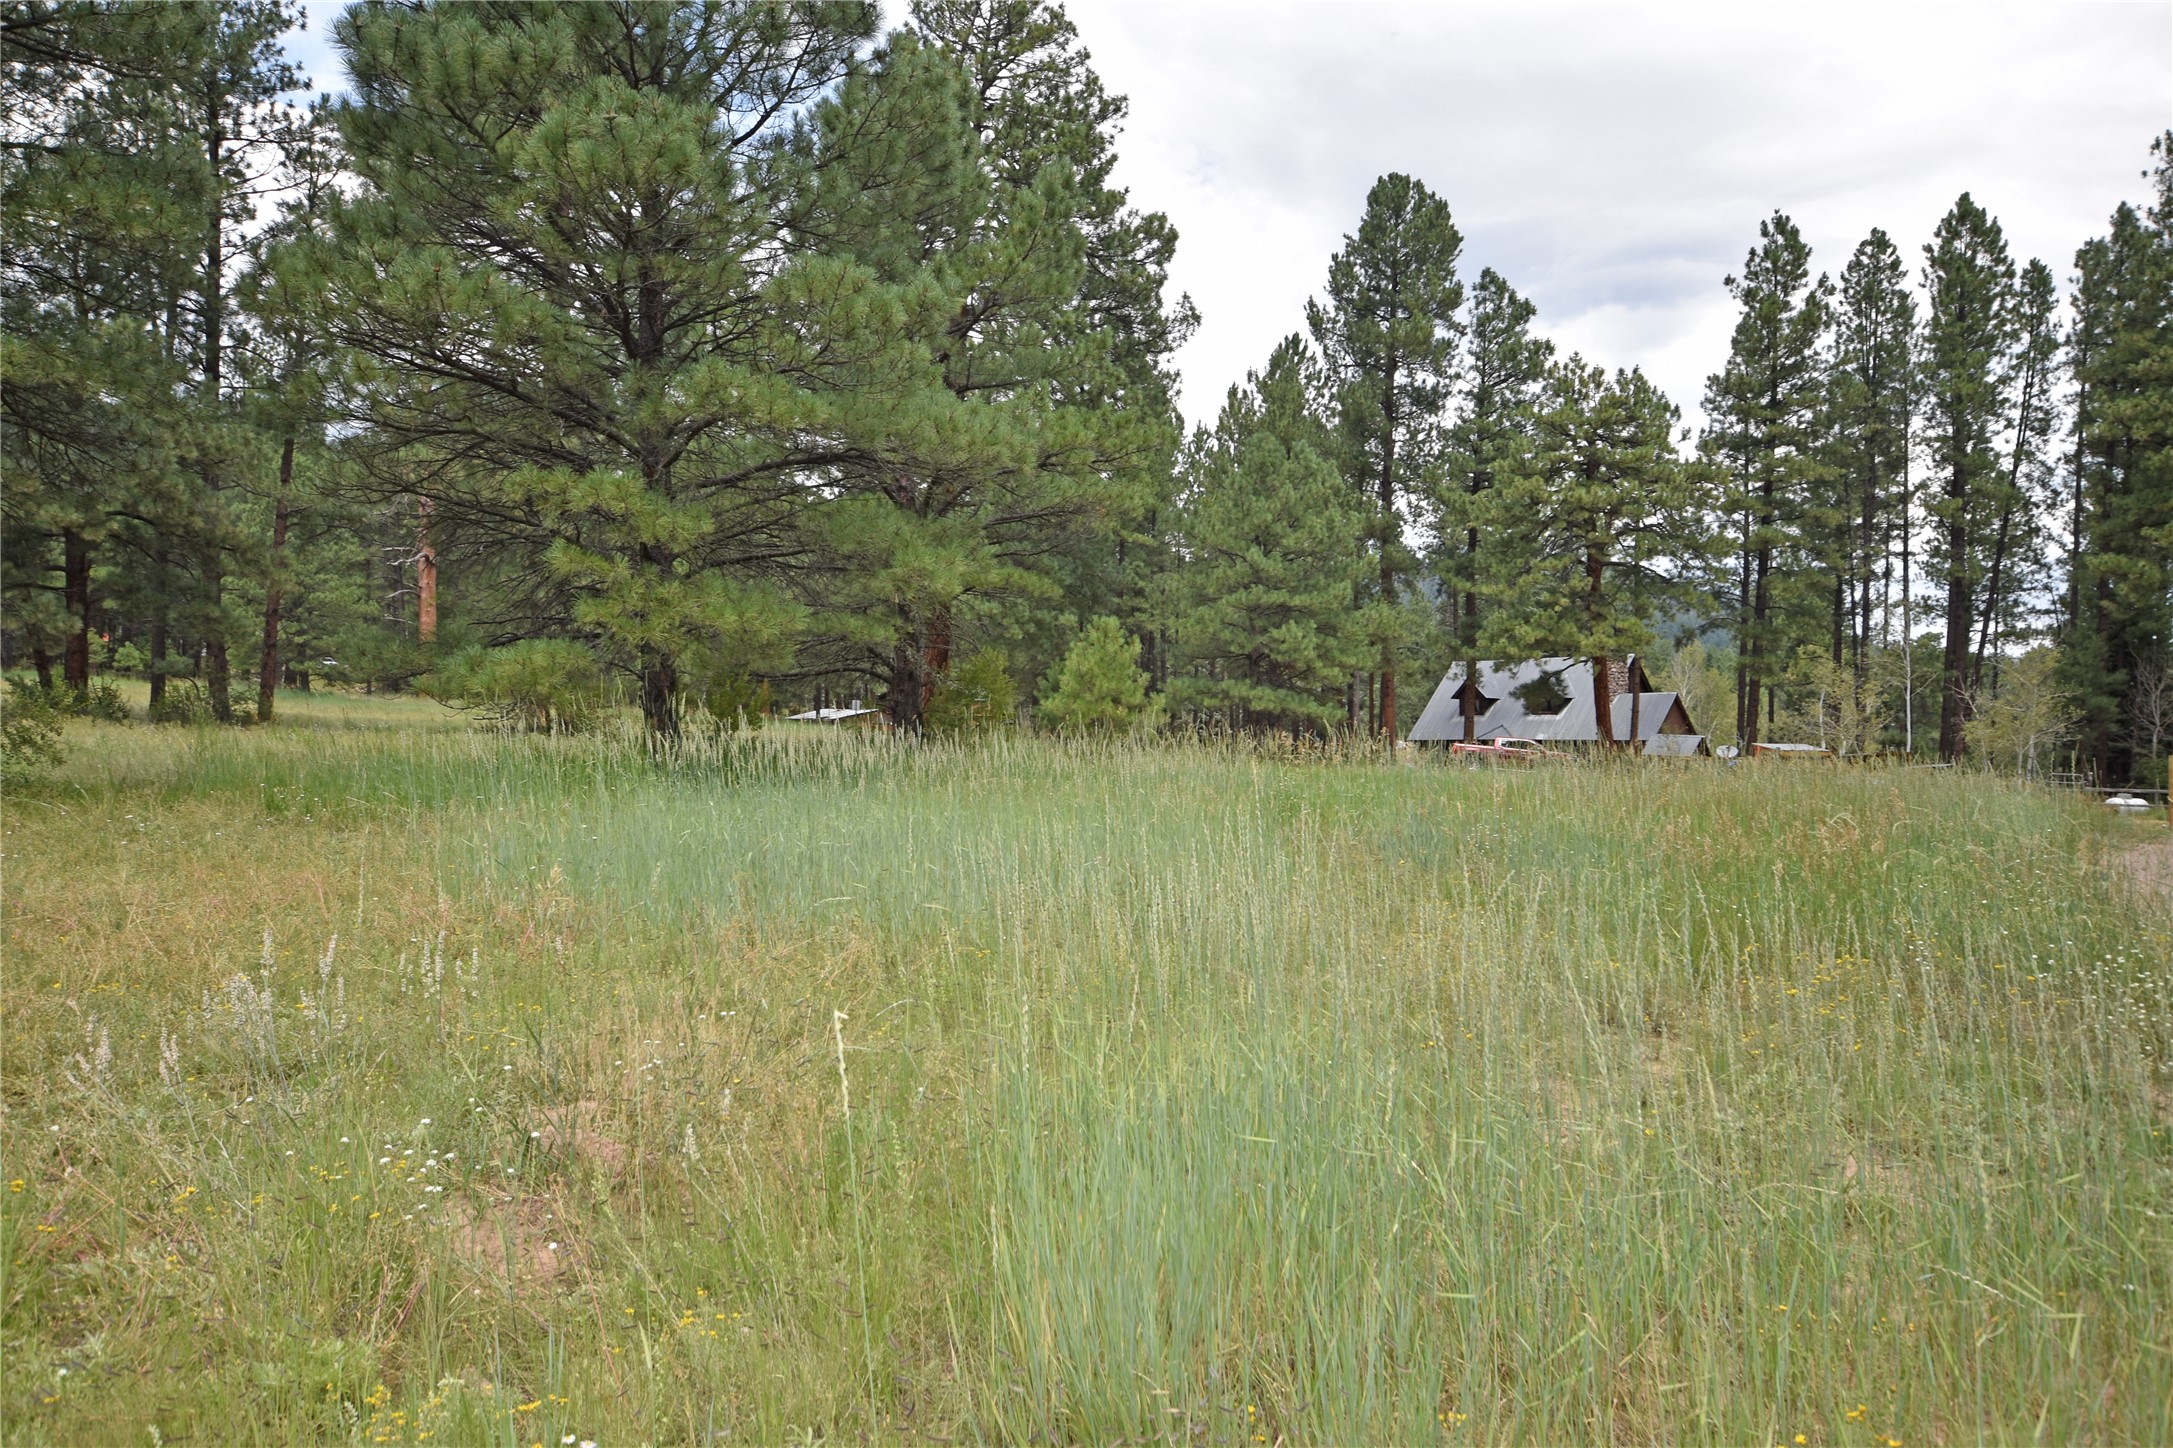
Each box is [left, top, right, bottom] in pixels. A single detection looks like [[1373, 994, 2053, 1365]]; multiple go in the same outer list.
[[1409, 658, 1706, 755]]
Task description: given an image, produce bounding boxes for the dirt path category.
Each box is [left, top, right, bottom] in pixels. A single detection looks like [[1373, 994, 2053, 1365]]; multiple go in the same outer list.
[[2114, 834, 2173, 902]]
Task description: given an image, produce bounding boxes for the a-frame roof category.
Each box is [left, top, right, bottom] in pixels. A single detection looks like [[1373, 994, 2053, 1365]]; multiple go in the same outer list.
[[1408, 657, 1705, 754]]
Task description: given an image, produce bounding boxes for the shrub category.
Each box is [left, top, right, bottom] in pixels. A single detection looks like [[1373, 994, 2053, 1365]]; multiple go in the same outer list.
[[1, 680, 65, 785], [1038, 619, 1162, 736], [424, 640, 608, 733], [321, 626, 433, 693], [702, 671, 771, 733], [148, 681, 214, 725], [928, 647, 1018, 735], [78, 680, 129, 722]]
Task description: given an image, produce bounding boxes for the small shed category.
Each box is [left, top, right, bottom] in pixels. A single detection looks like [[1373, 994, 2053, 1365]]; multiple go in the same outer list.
[[784, 706, 884, 726], [1408, 657, 1707, 756]]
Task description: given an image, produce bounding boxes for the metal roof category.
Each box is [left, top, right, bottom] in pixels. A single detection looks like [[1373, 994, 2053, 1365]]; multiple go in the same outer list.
[[1409, 658, 1707, 755], [784, 707, 882, 722]]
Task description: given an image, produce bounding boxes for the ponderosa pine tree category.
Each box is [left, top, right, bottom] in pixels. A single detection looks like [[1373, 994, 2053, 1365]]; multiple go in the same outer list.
[[2062, 133, 2173, 783], [235, 108, 341, 724], [1702, 212, 1832, 750], [166, 0, 316, 722], [1969, 257, 2061, 698], [911, 0, 1191, 409], [1918, 193, 2022, 760], [781, 20, 1177, 732], [909, 0, 1192, 694], [1825, 230, 1915, 699], [1162, 336, 1365, 735], [1307, 173, 1464, 743], [1, 1, 172, 696], [1435, 266, 1552, 741], [1483, 361, 1712, 746], [2, 0, 319, 720], [1037, 614, 1155, 734], [308, 0, 876, 738]]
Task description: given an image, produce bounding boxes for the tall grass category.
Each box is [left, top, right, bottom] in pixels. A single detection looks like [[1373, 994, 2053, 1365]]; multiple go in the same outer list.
[[3, 710, 2168, 1444]]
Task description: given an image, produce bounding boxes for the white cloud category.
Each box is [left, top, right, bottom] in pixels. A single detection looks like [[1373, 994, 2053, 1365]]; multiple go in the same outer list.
[[1071, 0, 2173, 428]]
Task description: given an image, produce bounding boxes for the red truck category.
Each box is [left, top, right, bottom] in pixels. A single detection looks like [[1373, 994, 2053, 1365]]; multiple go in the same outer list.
[[1449, 737, 1567, 762]]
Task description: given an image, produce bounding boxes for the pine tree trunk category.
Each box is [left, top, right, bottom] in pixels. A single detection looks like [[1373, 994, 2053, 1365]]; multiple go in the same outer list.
[[1462, 514, 1481, 743], [148, 537, 169, 710], [62, 529, 91, 692], [1938, 494, 1972, 761], [920, 605, 951, 723], [888, 633, 928, 735], [416, 496, 437, 643], [256, 437, 294, 725], [1972, 503, 2015, 696], [201, 551, 232, 723], [197, 108, 230, 724], [1745, 473, 1775, 750], [1735, 514, 1752, 744], [1831, 574, 1845, 668], [1377, 354, 1399, 752], [32, 647, 53, 692], [1589, 545, 1616, 749], [639, 649, 679, 741], [1593, 653, 1616, 749]]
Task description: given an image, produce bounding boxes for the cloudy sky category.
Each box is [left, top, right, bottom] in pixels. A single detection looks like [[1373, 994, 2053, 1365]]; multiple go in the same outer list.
[[1066, 1, 2171, 429], [287, 2, 2170, 430]]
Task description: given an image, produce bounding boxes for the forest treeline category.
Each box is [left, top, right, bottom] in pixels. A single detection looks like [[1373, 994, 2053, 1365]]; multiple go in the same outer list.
[[4, 0, 2169, 781]]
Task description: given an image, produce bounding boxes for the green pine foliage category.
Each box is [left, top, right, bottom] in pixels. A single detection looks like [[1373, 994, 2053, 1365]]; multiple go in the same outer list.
[[1483, 360, 1715, 742], [1307, 173, 1465, 737], [1433, 267, 1555, 737], [1162, 338, 1365, 735], [307, 0, 873, 737], [1037, 616, 1158, 734], [927, 647, 1019, 735], [2062, 132, 2173, 781], [1701, 213, 1833, 750], [782, 18, 1178, 730], [423, 640, 609, 735], [0, 680, 65, 785], [1826, 230, 1916, 692], [1918, 194, 2024, 760], [0, 0, 2165, 784]]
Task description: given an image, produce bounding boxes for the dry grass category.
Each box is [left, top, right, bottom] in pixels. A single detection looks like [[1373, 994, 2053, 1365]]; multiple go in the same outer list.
[[2, 703, 2169, 1445]]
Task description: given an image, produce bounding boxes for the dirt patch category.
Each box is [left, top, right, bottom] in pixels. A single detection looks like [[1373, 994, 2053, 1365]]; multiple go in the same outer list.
[[1642, 1032, 1687, 1085], [2114, 836, 2173, 902], [1838, 1148, 1932, 1209], [446, 1193, 584, 1285], [529, 1099, 628, 1174]]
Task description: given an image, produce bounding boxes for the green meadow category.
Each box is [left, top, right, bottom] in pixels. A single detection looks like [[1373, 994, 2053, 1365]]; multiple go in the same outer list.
[[3, 700, 2169, 1445]]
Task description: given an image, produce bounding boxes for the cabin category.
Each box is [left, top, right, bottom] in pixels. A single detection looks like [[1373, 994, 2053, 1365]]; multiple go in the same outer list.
[[1408, 657, 1707, 756]]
